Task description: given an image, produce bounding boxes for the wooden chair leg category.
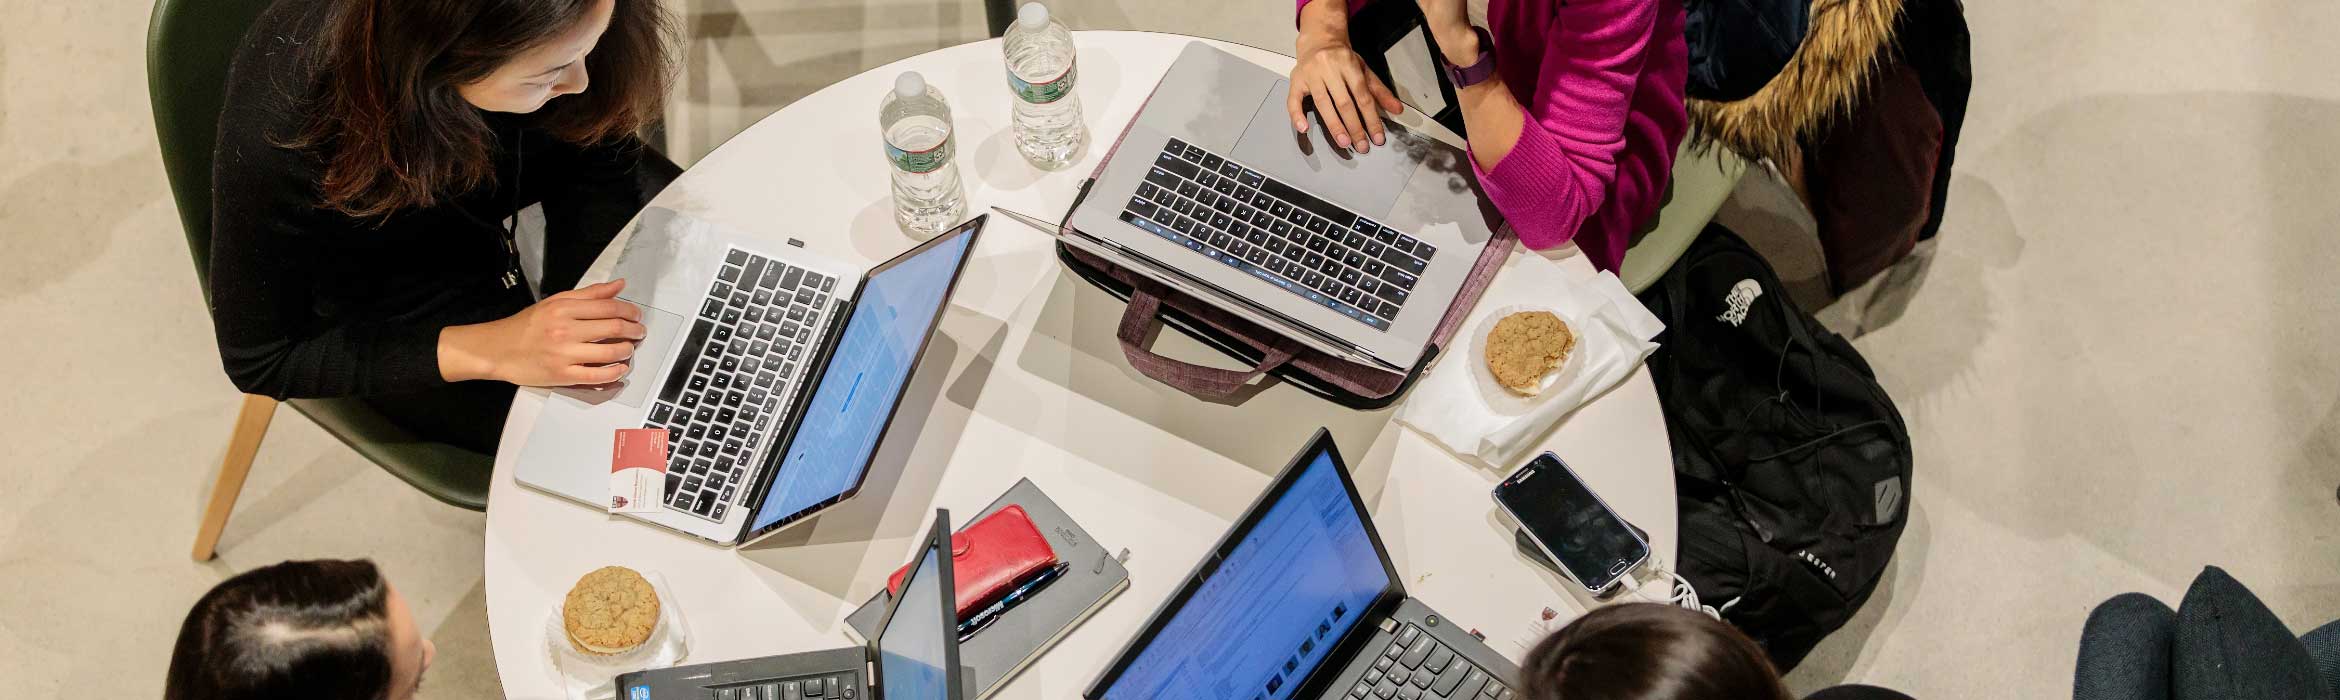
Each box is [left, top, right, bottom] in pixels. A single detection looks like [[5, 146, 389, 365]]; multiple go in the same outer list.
[[192, 394, 279, 561]]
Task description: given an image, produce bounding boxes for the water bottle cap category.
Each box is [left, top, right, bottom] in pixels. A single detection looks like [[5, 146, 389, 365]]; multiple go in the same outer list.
[[894, 72, 925, 99], [1017, 2, 1049, 28]]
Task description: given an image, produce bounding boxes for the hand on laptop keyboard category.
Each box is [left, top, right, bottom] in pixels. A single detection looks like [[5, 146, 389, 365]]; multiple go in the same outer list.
[[438, 279, 646, 387]]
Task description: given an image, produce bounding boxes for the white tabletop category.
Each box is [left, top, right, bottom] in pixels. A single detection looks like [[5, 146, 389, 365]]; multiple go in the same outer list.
[[486, 31, 1677, 699]]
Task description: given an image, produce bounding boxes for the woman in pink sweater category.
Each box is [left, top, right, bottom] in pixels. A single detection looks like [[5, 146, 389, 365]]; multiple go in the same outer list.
[[1290, 0, 1687, 271]]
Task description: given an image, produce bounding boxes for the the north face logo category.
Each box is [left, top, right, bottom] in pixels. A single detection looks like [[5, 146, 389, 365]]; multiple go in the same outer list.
[[1718, 279, 1762, 327]]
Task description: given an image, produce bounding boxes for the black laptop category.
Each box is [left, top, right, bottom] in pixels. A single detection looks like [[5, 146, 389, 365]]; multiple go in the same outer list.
[[1085, 429, 1520, 700], [618, 511, 968, 700]]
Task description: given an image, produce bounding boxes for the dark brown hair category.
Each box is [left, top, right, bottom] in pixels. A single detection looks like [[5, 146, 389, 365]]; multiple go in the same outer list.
[[164, 559, 397, 700], [1520, 604, 1795, 700], [288, 0, 676, 218]]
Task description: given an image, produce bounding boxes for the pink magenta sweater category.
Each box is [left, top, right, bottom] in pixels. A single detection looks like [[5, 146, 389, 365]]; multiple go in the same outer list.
[[1297, 0, 1687, 270]]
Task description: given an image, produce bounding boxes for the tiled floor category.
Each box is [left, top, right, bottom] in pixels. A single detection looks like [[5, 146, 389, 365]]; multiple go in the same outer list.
[[2, 0, 2336, 697]]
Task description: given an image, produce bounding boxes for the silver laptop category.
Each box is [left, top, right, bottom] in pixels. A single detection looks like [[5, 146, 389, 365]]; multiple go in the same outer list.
[[514, 210, 985, 546], [1062, 41, 1499, 372]]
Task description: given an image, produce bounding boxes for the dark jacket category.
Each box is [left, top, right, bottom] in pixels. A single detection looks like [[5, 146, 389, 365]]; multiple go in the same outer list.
[[208, 0, 661, 399]]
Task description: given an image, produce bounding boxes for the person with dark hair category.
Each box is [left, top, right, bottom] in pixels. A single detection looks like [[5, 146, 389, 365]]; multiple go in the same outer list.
[[1520, 604, 1909, 700], [164, 559, 434, 700], [208, 0, 682, 452]]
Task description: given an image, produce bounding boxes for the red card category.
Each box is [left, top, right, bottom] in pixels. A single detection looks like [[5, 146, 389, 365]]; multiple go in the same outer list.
[[609, 428, 669, 513]]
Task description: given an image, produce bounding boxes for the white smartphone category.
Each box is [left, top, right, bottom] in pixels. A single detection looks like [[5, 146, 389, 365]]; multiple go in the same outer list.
[[1491, 452, 1652, 596]]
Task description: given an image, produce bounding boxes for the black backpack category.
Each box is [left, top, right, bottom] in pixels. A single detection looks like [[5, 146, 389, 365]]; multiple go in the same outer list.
[[1637, 225, 1913, 671]]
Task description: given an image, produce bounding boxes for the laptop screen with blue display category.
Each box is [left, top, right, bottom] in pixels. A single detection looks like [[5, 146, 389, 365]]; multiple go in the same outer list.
[[750, 229, 973, 532], [877, 544, 953, 698], [1100, 445, 1390, 700]]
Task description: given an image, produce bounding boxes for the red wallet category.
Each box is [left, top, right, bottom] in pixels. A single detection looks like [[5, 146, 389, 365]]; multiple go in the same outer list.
[[887, 505, 1059, 619]]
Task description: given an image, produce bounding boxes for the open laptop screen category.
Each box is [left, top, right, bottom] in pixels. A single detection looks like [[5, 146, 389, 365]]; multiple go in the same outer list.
[[750, 228, 975, 532], [1099, 444, 1389, 700], [878, 541, 953, 699]]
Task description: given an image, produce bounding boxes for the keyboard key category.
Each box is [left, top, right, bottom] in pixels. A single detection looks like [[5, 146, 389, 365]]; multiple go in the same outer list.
[[760, 262, 785, 289], [1340, 287, 1362, 305], [1306, 216, 1330, 235], [1429, 662, 1463, 693], [1210, 213, 1233, 230], [1382, 267, 1419, 290], [701, 298, 724, 319], [1424, 647, 1455, 676], [1343, 230, 1368, 248], [740, 258, 766, 291], [718, 266, 740, 283], [1453, 667, 1490, 699], [679, 392, 701, 409], [1202, 152, 1225, 171], [1379, 300, 1401, 320], [1239, 169, 1266, 188], [1197, 170, 1219, 188], [1218, 160, 1241, 178], [726, 250, 749, 265], [1400, 636, 1434, 667], [1396, 686, 1421, 700], [1413, 240, 1437, 258], [1375, 281, 1411, 305], [707, 425, 728, 443], [1212, 177, 1236, 195], [1145, 166, 1180, 188], [1345, 250, 1368, 268], [650, 404, 673, 423]]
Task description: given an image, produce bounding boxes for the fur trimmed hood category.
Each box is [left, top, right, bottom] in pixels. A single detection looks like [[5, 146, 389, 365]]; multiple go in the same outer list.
[[1688, 0, 1906, 164]]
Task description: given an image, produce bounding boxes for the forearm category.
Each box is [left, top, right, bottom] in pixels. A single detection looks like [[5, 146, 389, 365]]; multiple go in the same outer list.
[[437, 323, 499, 383], [1298, 0, 1351, 53], [1432, 26, 1529, 170]]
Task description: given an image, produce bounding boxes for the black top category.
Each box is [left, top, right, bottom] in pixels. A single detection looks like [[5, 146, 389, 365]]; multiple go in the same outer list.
[[208, 0, 659, 399]]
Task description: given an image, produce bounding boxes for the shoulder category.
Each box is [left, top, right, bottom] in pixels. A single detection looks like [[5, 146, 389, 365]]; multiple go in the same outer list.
[[217, 0, 329, 170]]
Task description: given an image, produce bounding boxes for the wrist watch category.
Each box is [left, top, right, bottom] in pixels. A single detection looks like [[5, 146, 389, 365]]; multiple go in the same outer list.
[[1443, 26, 1497, 88]]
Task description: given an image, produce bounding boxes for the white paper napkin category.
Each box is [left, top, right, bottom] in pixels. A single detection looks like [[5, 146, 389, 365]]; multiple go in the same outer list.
[[1396, 248, 1665, 468]]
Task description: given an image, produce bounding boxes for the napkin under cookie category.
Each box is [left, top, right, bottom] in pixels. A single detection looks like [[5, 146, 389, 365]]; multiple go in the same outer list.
[[1396, 248, 1664, 467]]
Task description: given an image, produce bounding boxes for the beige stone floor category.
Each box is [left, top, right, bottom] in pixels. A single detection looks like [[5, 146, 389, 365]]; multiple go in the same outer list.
[[3, 0, 2336, 697]]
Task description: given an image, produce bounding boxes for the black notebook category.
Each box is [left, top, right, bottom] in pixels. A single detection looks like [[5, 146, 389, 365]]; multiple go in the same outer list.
[[845, 478, 1128, 699]]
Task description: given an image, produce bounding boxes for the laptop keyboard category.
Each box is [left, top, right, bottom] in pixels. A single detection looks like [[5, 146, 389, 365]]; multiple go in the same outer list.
[[642, 246, 834, 523], [1351, 623, 1516, 700], [711, 672, 859, 700], [1117, 138, 1437, 331]]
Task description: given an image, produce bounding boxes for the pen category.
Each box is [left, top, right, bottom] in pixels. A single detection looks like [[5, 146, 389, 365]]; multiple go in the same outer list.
[[957, 562, 1071, 641]]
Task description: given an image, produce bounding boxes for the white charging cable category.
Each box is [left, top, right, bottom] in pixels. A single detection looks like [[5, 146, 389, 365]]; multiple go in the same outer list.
[[1617, 552, 1722, 620]]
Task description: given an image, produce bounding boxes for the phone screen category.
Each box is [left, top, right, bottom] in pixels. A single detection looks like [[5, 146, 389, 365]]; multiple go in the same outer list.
[[1494, 454, 1648, 591]]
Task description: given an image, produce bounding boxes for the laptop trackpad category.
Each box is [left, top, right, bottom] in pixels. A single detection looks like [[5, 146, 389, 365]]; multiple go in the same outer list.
[[550, 304, 686, 409], [1230, 79, 1422, 216]]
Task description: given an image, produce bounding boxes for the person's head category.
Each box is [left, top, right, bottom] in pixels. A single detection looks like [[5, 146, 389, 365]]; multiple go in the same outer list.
[[1520, 604, 1792, 700], [164, 559, 436, 700], [292, 0, 677, 218]]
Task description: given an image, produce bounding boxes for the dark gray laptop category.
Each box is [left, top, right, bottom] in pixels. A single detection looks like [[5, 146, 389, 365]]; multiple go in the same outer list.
[[1063, 42, 1500, 372], [617, 510, 968, 700], [1084, 429, 1520, 700]]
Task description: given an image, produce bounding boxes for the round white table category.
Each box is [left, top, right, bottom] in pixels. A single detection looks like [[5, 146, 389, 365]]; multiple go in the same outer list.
[[486, 31, 1676, 699]]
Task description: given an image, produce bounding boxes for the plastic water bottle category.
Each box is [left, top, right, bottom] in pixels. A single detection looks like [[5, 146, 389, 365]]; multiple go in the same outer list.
[[880, 71, 966, 236], [1003, 2, 1085, 169]]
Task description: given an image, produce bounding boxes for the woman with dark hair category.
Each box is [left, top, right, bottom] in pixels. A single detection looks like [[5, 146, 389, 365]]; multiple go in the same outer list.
[[164, 559, 434, 700], [1521, 604, 1908, 700], [208, 0, 680, 452]]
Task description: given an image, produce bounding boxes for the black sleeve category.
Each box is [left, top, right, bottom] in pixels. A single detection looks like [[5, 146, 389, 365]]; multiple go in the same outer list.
[[528, 135, 680, 295], [206, 128, 450, 400]]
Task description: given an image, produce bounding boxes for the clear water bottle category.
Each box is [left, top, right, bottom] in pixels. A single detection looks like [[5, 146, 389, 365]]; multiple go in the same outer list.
[[1003, 2, 1085, 169], [880, 71, 966, 236]]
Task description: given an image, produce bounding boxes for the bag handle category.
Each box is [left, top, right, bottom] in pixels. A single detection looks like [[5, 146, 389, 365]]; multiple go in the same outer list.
[[1116, 286, 1296, 399]]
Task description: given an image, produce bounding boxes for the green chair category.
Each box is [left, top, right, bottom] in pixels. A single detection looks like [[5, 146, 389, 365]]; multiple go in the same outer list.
[[148, 0, 491, 562], [1619, 142, 1749, 294]]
